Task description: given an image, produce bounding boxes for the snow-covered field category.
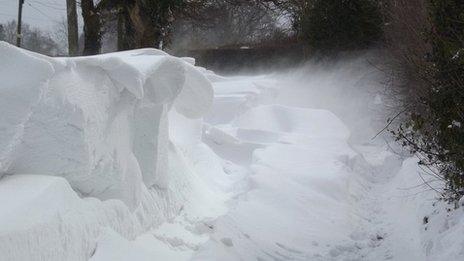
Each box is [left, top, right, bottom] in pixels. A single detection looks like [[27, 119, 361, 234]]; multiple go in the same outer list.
[[1, 42, 464, 260]]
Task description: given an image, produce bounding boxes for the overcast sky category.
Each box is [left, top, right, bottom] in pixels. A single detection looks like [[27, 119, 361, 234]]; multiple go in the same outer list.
[[0, 0, 82, 32]]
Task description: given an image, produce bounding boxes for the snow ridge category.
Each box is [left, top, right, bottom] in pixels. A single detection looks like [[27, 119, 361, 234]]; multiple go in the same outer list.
[[0, 42, 224, 260], [1, 43, 464, 261]]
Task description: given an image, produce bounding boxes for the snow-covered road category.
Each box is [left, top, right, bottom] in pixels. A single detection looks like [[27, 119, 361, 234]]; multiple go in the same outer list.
[[159, 69, 463, 261], [2, 44, 463, 261], [118, 70, 433, 260], [192, 74, 401, 260]]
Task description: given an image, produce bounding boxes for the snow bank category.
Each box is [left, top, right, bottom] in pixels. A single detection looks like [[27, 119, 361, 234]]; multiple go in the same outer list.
[[195, 75, 367, 260], [232, 104, 350, 140], [270, 55, 388, 143], [4, 43, 462, 261], [0, 42, 212, 208], [0, 42, 225, 260], [382, 158, 464, 261], [0, 175, 141, 260]]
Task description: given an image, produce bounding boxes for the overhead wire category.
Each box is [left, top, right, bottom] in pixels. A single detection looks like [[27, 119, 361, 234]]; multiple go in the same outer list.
[[26, 1, 61, 22], [0, 0, 65, 23], [0, 11, 50, 22], [29, 0, 65, 11]]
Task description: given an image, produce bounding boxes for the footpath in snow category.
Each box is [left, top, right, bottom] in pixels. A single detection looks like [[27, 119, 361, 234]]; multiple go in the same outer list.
[[191, 65, 464, 261], [1, 43, 464, 260], [192, 73, 406, 260]]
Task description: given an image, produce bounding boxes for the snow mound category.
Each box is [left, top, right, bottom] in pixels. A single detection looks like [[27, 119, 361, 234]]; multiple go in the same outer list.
[[0, 42, 230, 260], [233, 104, 350, 139], [0, 175, 141, 261], [0, 42, 213, 209]]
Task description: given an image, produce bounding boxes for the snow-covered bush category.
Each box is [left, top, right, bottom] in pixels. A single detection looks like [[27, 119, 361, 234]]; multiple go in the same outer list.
[[386, 0, 464, 202]]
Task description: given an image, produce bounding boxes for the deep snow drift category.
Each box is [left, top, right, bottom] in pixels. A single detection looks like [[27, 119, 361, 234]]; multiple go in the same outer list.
[[1, 43, 464, 261], [0, 43, 214, 208], [0, 42, 229, 260]]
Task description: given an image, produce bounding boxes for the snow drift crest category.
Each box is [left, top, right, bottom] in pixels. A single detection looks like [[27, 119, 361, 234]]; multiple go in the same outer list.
[[0, 42, 213, 210]]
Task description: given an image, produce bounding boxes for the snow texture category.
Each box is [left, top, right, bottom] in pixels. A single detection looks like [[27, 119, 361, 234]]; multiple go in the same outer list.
[[0, 43, 213, 208], [0, 42, 224, 260], [1, 43, 463, 261]]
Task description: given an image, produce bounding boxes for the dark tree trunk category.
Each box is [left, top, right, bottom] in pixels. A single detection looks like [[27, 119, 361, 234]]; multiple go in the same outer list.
[[66, 0, 79, 56], [123, 8, 137, 50], [81, 0, 101, 55], [90, 0, 177, 51], [117, 7, 126, 51], [128, 2, 158, 48]]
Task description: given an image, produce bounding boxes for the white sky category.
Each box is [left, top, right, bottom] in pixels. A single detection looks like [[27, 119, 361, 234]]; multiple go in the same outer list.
[[0, 0, 82, 32]]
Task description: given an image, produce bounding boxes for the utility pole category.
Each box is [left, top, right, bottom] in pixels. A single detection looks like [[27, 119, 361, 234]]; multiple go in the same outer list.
[[16, 0, 24, 47], [66, 0, 79, 56]]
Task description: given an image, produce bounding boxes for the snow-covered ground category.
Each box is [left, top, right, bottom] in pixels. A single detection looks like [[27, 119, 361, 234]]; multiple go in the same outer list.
[[1, 42, 464, 260]]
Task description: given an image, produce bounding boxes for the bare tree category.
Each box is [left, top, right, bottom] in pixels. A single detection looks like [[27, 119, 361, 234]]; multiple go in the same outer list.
[[0, 24, 5, 41], [80, 0, 186, 53], [81, 0, 102, 55], [66, 0, 79, 56], [52, 17, 70, 54], [171, 0, 289, 50], [1, 20, 63, 56]]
